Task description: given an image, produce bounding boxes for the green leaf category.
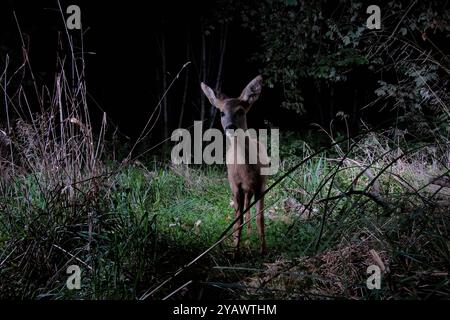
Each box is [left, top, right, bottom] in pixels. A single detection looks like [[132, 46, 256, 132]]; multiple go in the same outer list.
[[285, 0, 297, 6]]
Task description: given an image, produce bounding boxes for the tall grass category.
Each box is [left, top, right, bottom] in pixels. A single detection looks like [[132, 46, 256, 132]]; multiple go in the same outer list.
[[239, 130, 450, 299], [1, 16, 449, 300], [0, 14, 110, 297]]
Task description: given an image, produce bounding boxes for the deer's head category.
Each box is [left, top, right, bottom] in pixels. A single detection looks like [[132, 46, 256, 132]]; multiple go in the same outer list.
[[201, 75, 262, 135]]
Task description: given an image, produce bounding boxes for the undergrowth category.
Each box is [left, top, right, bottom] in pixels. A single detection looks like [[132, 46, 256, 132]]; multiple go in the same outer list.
[[0, 11, 449, 300]]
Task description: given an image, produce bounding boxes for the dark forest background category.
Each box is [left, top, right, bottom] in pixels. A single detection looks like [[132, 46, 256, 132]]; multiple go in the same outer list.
[[1, 0, 450, 300], [1, 0, 448, 145]]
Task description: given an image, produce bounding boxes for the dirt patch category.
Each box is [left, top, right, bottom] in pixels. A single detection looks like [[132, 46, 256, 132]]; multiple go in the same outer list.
[[245, 235, 389, 299]]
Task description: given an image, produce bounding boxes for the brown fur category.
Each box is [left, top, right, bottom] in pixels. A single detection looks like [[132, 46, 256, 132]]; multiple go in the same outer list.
[[201, 75, 267, 254]]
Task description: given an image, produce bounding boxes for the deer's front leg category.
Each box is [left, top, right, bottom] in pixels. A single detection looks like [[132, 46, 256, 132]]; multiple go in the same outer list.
[[244, 192, 253, 236], [232, 191, 244, 252], [255, 191, 267, 254]]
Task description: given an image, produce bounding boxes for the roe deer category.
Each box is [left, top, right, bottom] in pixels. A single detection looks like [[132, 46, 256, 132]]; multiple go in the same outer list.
[[201, 75, 268, 254]]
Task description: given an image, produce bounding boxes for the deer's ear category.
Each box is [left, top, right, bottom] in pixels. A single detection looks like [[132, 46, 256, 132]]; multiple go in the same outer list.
[[201, 82, 222, 109], [240, 75, 262, 106]]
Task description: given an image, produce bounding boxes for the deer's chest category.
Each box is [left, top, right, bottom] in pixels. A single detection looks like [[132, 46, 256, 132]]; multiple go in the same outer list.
[[226, 137, 267, 193]]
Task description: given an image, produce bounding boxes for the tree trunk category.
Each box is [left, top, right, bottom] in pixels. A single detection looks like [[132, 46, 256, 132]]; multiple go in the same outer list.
[[200, 23, 207, 123], [314, 81, 324, 125], [178, 39, 190, 128], [352, 88, 359, 135], [161, 34, 168, 141], [210, 23, 228, 128]]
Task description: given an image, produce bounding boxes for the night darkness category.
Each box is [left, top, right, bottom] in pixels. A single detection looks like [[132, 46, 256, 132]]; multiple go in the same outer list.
[[1, 0, 402, 142], [1, 0, 450, 306], [1, 1, 275, 140]]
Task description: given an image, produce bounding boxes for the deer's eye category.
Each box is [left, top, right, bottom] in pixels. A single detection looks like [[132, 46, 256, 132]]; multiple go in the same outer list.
[[236, 109, 245, 116], [220, 111, 225, 117]]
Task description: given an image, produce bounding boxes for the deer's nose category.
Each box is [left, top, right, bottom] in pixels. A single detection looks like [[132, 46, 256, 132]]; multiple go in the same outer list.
[[225, 124, 237, 131]]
